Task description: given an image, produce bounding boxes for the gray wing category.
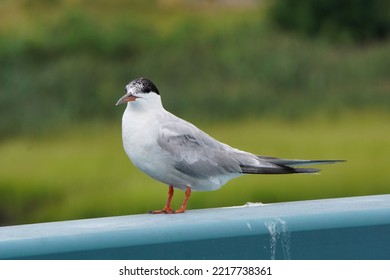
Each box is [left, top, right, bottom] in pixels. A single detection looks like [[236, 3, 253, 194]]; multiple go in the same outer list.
[[157, 120, 244, 179], [156, 117, 344, 176], [156, 118, 307, 179]]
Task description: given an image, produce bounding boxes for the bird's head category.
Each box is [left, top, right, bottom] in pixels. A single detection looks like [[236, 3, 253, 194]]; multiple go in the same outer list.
[[116, 77, 160, 106]]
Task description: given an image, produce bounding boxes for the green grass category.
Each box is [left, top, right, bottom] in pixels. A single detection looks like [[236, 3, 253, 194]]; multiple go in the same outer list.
[[1, 111, 389, 226]]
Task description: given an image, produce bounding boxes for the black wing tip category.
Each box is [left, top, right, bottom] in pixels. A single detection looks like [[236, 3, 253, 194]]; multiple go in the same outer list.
[[315, 159, 346, 164], [293, 167, 321, 173], [240, 165, 320, 175], [257, 157, 347, 166], [240, 158, 345, 175]]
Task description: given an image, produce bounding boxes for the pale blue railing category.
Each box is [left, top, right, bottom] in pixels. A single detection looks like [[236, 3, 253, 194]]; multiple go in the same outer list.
[[0, 194, 389, 259]]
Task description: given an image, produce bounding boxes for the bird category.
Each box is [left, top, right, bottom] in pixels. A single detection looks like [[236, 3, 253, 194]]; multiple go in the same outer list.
[[116, 77, 344, 214]]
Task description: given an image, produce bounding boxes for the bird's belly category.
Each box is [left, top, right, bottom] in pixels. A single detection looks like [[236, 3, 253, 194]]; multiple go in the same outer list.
[[121, 114, 241, 191], [122, 126, 178, 184], [123, 132, 158, 174], [124, 138, 238, 191]]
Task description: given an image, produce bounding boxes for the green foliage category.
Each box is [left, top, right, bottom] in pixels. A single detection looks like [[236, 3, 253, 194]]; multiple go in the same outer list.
[[0, 1, 389, 138], [268, 0, 390, 42]]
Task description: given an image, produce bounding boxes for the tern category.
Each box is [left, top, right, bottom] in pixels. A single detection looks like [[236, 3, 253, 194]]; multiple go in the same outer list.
[[116, 77, 344, 214]]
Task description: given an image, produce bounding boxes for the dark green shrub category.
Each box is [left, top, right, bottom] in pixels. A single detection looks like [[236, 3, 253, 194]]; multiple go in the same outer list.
[[268, 0, 390, 42]]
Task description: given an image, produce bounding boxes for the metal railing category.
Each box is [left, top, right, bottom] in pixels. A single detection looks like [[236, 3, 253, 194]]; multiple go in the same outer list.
[[0, 195, 389, 259]]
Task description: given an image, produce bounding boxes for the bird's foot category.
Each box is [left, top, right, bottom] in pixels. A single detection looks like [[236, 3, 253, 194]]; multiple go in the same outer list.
[[148, 208, 187, 214], [148, 186, 189, 214], [174, 206, 186, 214], [148, 208, 176, 214]]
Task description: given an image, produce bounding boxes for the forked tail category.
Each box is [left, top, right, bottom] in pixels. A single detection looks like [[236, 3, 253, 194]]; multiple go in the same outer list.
[[241, 156, 345, 175]]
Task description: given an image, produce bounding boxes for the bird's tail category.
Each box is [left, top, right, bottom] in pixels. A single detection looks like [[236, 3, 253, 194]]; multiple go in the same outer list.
[[241, 156, 345, 175]]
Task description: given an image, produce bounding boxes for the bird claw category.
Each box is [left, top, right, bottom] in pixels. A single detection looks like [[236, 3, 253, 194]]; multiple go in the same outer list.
[[174, 207, 186, 214], [147, 186, 189, 214], [148, 208, 176, 214]]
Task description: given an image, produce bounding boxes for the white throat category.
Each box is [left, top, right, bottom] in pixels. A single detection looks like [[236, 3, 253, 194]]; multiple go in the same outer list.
[[126, 93, 164, 113]]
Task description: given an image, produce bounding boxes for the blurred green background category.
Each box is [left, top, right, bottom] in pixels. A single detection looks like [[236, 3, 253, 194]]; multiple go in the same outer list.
[[0, 0, 389, 226]]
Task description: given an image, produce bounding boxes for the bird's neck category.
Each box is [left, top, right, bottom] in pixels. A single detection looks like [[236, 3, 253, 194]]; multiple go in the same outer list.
[[125, 95, 165, 116]]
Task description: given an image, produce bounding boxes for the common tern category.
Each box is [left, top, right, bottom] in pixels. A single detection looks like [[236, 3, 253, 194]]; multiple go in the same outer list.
[[116, 77, 344, 214]]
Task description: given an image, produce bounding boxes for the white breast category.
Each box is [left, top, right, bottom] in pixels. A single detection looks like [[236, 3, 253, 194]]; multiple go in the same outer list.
[[122, 103, 160, 171]]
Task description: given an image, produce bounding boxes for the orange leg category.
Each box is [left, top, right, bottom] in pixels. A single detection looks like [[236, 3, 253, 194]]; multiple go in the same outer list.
[[149, 186, 192, 214], [149, 185, 175, 214], [175, 186, 191, 214]]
